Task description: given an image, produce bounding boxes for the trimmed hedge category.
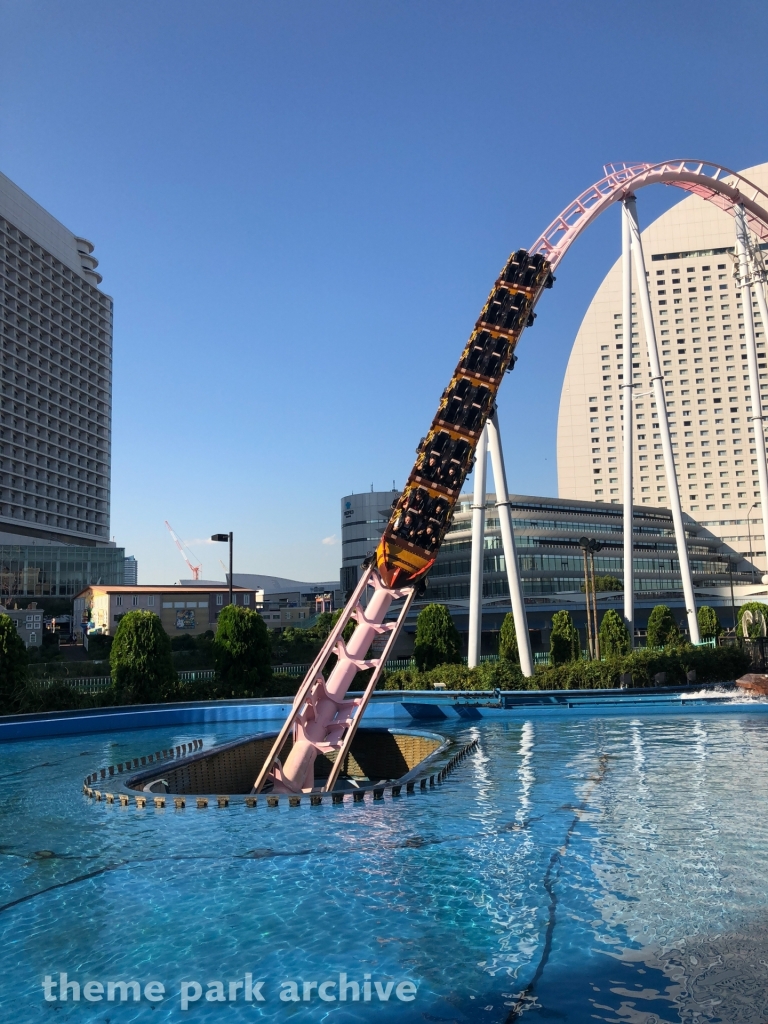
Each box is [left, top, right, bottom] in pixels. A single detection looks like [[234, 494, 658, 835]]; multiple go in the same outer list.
[[4, 644, 752, 715], [382, 644, 750, 692]]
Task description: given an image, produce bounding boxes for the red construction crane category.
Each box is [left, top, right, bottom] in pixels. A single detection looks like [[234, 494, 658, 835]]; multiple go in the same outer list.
[[164, 521, 202, 580]]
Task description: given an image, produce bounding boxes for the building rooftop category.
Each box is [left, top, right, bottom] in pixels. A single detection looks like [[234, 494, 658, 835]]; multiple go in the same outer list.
[[74, 583, 254, 597]]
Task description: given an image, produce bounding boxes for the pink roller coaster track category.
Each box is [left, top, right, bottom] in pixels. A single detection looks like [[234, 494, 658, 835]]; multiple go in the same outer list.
[[256, 158, 768, 796], [530, 159, 768, 270]]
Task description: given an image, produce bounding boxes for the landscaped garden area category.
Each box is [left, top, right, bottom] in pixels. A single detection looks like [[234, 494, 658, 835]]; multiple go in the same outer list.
[[1, 599, 761, 717]]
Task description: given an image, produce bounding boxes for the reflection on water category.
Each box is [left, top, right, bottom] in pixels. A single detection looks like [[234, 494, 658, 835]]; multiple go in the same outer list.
[[1, 714, 768, 1022]]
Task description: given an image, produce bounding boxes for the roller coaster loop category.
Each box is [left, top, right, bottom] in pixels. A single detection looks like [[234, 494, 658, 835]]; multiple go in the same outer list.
[[254, 159, 768, 795]]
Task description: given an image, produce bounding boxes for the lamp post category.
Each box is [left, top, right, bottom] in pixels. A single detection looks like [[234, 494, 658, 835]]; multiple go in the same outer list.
[[579, 537, 604, 659], [211, 532, 233, 606], [579, 538, 594, 659], [728, 557, 736, 632], [747, 502, 759, 584], [589, 540, 603, 659]]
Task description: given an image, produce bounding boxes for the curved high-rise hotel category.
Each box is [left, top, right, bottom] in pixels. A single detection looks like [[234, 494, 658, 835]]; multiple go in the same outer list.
[[557, 161, 768, 572]]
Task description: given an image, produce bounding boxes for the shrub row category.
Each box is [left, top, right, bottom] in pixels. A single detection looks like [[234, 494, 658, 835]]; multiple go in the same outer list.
[[382, 643, 750, 692]]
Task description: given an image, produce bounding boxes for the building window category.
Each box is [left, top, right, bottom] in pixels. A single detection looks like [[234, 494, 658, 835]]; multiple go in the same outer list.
[[29, 633, 36, 644], [132, 596, 139, 606], [115, 596, 122, 606], [243, 594, 250, 606], [147, 596, 155, 606], [216, 594, 223, 606]]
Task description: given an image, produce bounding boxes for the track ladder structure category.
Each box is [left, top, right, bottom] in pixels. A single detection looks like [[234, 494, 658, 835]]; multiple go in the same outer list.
[[252, 565, 416, 793]]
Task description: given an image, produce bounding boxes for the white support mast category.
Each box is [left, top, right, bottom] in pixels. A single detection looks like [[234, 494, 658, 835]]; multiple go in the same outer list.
[[624, 195, 700, 643], [487, 410, 534, 677], [735, 204, 768, 582], [620, 202, 634, 642], [467, 425, 488, 668]]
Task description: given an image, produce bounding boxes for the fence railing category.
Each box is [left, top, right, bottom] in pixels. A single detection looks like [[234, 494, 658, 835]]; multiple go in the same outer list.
[[30, 668, 217, 693]]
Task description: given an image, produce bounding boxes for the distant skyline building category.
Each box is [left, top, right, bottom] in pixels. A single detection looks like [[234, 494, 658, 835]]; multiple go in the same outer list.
[[123, 555, 137, 586], [557, 160, 768, 572], [340, 488, 399, 594], [0, 170, 113, 546]]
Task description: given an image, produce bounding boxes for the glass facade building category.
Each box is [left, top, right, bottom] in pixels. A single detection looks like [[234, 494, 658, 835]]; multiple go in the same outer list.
[[424, 493, 750, 605], [0, 544, 125, 599]]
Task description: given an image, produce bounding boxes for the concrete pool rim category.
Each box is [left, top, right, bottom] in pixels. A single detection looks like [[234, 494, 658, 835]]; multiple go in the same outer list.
[[2, 682, 768, 742]]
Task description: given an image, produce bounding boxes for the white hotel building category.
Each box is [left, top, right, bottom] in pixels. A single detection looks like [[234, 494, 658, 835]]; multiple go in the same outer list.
[[557, 161, 768, 573]]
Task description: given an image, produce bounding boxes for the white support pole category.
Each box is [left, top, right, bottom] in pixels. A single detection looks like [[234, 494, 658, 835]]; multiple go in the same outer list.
[[625, 196, 700, 644], [736, 204, 768, 582], [487, 411, 534, 677], [621, 202, 634, 644], [467, 426, 488, 668]]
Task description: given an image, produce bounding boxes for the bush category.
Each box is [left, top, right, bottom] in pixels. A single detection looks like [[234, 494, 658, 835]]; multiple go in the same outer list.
[[16, 683, 116, 714], [550, 610, 580, 665], [599, 609, 630, 657], [214, 605, 273, 696], [382, 643, 750, 694], [109, 611, 177, 704], [383, 659, 525, 692], [646, 605, 680, 648], [413, 604, 461, 672], [698, 605, 722, 640], [269, 611, 351, 665], [736, 601, 768, 638], [87, 633, 113, 660], [0, 613, 28, 712], [499, 613, 518, 663], [582, 575, 623, 593]]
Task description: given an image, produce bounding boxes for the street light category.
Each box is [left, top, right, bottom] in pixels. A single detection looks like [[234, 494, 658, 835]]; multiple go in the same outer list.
[[728, 556, 737, 632], [211, 532, 233, 606], [579, 537, 604, 659], [747, 502, 759, 584]]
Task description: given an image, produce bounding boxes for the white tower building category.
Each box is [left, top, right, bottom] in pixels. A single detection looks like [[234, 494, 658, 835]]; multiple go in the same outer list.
[[557, 161, 768, 574]]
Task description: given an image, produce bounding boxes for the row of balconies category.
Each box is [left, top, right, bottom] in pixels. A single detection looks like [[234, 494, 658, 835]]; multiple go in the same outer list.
[[0, 228, 111, 309]]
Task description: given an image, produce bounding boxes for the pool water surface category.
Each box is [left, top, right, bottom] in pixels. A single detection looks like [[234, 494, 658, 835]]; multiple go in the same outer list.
[[2, 712, 768, 1023]]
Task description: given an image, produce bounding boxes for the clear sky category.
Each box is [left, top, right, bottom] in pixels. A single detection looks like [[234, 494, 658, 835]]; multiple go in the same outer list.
[[2, 1, 768, 585]]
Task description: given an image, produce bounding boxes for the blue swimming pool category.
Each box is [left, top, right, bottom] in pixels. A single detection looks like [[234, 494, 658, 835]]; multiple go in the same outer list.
[[2, 705, 768, 1022]]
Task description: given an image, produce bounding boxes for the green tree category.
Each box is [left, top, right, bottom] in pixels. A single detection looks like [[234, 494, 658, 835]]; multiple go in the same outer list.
[[0, 613, 28, 712], [582, 575, 623, 593], [646, 605, 680, 649], [697, 605, 722, 640], [109, 610, 176, 704], [330, 607, 355, 643], [214, 605, 273, 696], [499, 612, 518, 663], [736, 601, 768, 638], [413, 604, 462, 672], [550, 610, 580, 665], [598, 609, 631, 657]]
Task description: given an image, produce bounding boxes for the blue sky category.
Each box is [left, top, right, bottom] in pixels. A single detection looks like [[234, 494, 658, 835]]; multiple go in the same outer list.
[[2, 1, 768, 584]]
